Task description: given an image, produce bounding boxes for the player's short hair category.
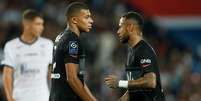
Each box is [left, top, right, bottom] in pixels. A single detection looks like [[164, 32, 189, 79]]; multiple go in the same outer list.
[[22, 9, 42, 21], [65, 2, 89, 21], [122, 12, 144, 31]]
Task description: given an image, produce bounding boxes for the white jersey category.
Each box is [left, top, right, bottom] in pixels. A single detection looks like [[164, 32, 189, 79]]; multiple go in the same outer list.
[[2, 37, 53, 101]]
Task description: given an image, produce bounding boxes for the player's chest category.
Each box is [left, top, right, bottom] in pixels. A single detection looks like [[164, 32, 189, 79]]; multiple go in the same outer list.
[[14, 45, 49, 62]]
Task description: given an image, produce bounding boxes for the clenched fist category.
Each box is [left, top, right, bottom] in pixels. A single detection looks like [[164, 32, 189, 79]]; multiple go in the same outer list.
[[104, 75, 119, 89]]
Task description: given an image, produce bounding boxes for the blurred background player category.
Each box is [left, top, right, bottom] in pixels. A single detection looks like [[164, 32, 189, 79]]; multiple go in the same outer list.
[[2, 9, 53, 101], [104, 12, 165, 101], [49, 2, 97, 101]]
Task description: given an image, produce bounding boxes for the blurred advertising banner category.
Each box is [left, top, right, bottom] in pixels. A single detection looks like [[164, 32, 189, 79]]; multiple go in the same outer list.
[[129, 0, 201, 29]]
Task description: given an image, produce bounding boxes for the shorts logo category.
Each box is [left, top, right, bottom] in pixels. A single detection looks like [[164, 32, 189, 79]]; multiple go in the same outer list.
[[69, 41, 78, 54]]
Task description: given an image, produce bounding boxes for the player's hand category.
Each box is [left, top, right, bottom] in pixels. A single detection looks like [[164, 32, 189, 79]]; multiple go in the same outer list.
[[104, 75, 119, 89]]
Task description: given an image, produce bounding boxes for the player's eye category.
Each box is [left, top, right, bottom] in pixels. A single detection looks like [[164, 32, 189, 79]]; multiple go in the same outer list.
[[84, 15, 90, 19]]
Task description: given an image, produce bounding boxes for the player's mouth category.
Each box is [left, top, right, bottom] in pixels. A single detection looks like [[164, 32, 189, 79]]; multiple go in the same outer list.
[[118, 36, 120, 39], [118, 35, 122, 40], [88, 25, 92, 29]]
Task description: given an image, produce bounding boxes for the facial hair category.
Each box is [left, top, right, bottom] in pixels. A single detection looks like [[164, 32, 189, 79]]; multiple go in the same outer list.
[[121, 34, 129, 44]]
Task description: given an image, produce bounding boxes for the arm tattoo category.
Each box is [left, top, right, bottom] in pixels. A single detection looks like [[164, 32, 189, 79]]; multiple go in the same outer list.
[[128, 72, 156, 89]]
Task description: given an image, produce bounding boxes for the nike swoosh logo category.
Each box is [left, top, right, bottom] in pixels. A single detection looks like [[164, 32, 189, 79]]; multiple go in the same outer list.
[[141, 64, 151, 68]]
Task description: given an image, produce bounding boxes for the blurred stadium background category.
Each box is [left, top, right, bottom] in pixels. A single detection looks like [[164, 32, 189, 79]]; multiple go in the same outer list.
[[0, 0, 201, 101]]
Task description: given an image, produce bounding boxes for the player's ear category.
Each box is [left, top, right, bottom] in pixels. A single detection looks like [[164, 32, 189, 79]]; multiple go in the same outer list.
[[23, 19, 31, 29], [126, 23, 135, 33], [71, 17, 78, 24]]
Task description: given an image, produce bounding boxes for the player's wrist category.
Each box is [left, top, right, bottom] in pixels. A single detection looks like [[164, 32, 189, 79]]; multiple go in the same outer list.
[[118, 80, 128, 88]]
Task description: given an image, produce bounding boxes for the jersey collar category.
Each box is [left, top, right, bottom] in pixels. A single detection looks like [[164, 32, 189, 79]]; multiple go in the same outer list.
[[65, 28, 79, 38], [19, 37, 38, 45], [133, 40, 144, 49]]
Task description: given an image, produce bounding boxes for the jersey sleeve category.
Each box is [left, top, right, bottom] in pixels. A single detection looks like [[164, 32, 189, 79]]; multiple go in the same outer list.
[[1, 43, 16, 69], [47, 40, 54, 64], [63, 39, 79, 64], [137, 48, 156, 73]]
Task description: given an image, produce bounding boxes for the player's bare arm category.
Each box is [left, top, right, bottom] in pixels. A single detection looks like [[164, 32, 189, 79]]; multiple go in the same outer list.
[[48, 64, 52, 80], [104, 72, 156, 89], [118, 90, 129, 101], [84, 83, 97, 101], [3, 66, 15, 101], [128, 72, 156, 89], [65, 63, 97, 101]]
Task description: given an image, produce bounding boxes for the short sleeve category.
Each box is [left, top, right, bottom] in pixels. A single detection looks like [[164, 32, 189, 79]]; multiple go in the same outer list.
[[47, 40, 54, 64], [1, 43, 16, 69], [137, 49, 156, 73], [63, 40, 79, 64]]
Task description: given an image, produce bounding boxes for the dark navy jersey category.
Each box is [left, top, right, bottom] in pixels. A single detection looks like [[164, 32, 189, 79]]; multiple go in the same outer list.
[[125, 40, 165, 101], [49, 29, 84, 101]]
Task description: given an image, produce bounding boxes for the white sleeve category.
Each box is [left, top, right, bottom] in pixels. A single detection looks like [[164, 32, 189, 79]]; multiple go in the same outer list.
[[1, 43, 16, 68], [47, 40, 53, 64]]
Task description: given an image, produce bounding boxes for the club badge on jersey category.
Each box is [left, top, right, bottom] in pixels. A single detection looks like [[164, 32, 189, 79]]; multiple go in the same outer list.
[[69, 41, 78, 54], [140, 58, 151, 68]]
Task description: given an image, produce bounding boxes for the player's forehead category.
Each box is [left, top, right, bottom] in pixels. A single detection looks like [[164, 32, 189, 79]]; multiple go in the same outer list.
[[119, 17, 139, 27], [33, 17, 44, 22], [79, 9, 91, 16], [119, 17, 126, 26], [23, 16, 43, 25]]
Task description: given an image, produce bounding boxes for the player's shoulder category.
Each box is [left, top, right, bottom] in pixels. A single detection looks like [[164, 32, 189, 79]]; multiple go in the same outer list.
[[55, 29, 78, 46], [38, 37, 53, 45], [137, 40, 156, 54], [4, 37, 20, 48], [62, 29, 78, 40], [140, 40, 152, 49], [38, 37, 53, 42]]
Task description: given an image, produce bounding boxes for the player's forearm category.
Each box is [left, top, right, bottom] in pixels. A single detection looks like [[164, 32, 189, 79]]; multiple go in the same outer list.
[[119, 90, 129, 101], [122, 90, 129, 98], [48, 64, 52, 81], [68, 77, 94, 101], [84, 83, 96, 100], [128, 72, 156, 89], [3, 73, 14, 101], [123, 90, 129, 96]]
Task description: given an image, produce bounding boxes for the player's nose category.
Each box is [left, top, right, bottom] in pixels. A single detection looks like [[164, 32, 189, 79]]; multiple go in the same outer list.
[[89, 17, 93, 24], [117, 29, 121, 35]]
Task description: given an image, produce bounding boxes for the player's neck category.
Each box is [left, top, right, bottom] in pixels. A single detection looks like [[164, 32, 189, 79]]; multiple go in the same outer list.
[[21, 31, 38, 44], [128, 34, 142, 48], [67, 24, 80, 37]]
